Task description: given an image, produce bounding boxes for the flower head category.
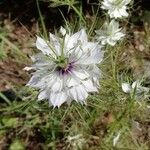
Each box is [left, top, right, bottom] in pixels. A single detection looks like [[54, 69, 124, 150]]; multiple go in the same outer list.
[[95, 20, 125, 46], [122, 80, 149, 98], [67, 134, 86, 149], [113, 132, 121, 146], [101, 0, 131, 18], [27, 27, 103, 107]]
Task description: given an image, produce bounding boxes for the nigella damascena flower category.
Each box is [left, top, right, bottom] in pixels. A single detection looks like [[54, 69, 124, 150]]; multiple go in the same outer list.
[[122, 80, 149, 97], [26, 27, 104, 107], [95, 20, 125, 46], [67, 134, 86, 149], [101, 0, 131, 19]]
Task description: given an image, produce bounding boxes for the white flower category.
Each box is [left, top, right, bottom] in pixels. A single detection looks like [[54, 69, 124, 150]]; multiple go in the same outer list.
[[113, 132, 121, 146], [67, 134, 86, 150], [95, 20, 125, 46], [101, 0, 131, 18], [147, 105, 150, 109], [132, 120, 142, 131], [60, 26, 66, 36], [122, 83, 131, 93], [23, 66, 33, 71], [122, 80, 149, 97], [27, 27, 104, 107]]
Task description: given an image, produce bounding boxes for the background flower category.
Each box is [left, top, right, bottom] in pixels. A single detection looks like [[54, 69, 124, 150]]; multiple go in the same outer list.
[[27, 28, 104, 107], [101, 0, 131, 18], [122, 80, 149, 97], [95, 20, 125, 46]]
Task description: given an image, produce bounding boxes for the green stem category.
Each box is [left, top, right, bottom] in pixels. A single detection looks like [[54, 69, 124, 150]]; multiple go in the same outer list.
[[71, 5, 86, 25], [36, 0, 48, 40]]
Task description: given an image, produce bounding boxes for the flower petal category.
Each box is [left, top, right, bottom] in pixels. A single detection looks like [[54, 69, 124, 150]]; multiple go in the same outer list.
[[49, 92, 67, 107], [67, 29, 88, 49], [36, 36, 51, 55], [38, 90, 48, 101], [83, 79, 98, 92], [60, 26, 67, 36], [67, 77, 79, 88], [113, 132, 121, 146], [49, 33, 61, 56], [77, 43, 104, 65], [68, 85, 88, 102], [122, 83, 131, 93], [71, 69, 90, 80]]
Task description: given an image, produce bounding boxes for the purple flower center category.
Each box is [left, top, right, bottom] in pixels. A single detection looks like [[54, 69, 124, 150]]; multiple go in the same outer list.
[[56, 62, 74, 75]]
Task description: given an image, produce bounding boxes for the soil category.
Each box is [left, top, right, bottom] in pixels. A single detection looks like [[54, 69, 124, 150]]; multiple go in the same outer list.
[[0, 59, 28, 91]]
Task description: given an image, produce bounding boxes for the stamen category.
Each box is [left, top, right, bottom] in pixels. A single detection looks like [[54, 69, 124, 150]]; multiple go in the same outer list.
[[56, 62, 74, 75]]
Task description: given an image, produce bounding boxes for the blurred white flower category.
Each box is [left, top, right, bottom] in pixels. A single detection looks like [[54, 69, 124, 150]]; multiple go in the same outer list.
[[132, 81, 149, 96], [101, 0, 131, 18], [113, 132, 121, 146], [95, 20, 125, 46], [147, 105, 150, 109], [132, 120, 142, 131], [23, 66, 33, 71], [67, 134, 86, 150], [122, 83, 131, 93], [122, 80, 149, 97], [60, 26, 66, 36], [26, 27, 104, 107]]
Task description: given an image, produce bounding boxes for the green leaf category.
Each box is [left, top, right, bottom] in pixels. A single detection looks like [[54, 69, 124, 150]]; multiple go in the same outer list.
[[9, 139, 25, 150], [2, 117, 18, 128]]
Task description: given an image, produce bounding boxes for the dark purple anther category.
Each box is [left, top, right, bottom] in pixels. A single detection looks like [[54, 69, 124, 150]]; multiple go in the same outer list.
[[57, 62, 74, 75]]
